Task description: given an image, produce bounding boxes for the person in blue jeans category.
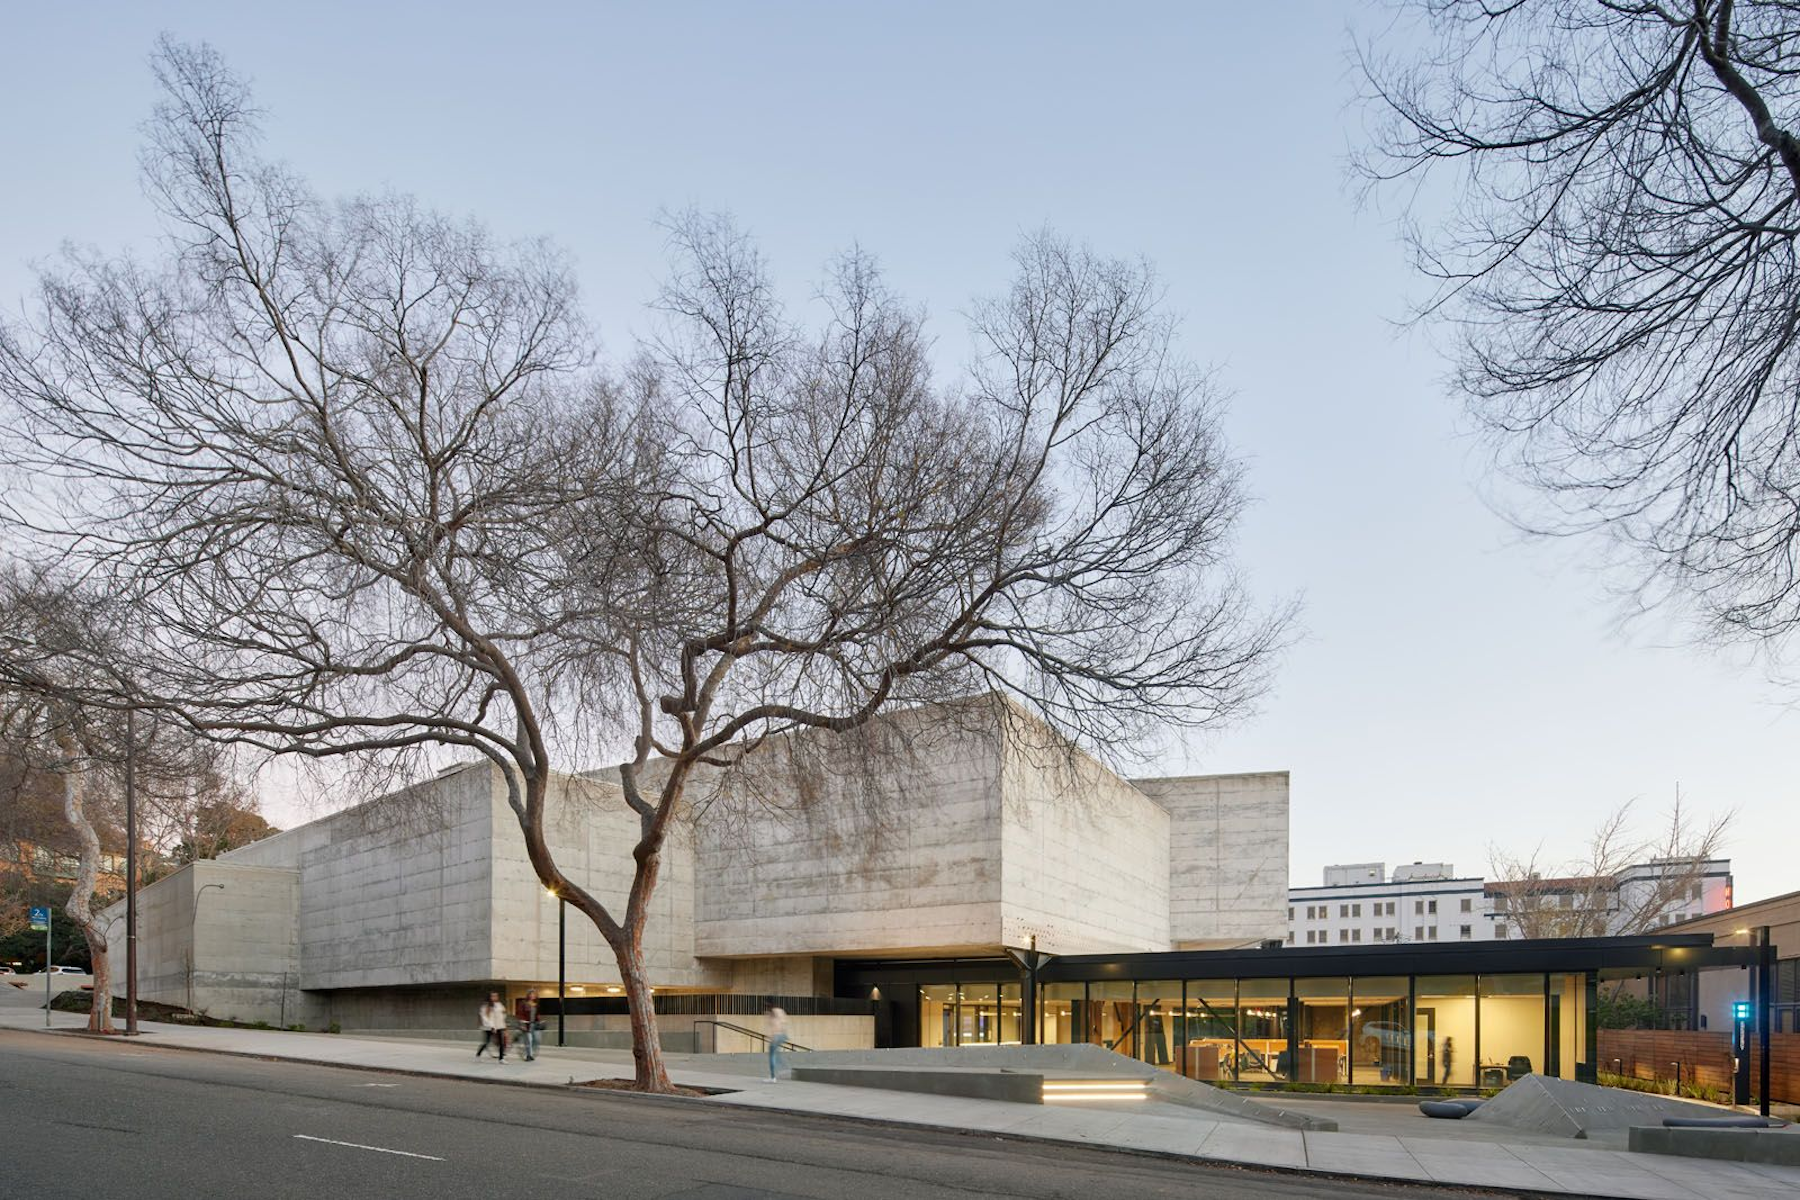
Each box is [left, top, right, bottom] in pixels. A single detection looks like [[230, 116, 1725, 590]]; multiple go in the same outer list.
[[765, 1004, 789, 1080], [516, 988, 542, 1062]]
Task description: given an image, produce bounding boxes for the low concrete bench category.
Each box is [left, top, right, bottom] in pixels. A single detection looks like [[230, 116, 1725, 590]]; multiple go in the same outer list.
[[1628, 1125, 1800, 1166]]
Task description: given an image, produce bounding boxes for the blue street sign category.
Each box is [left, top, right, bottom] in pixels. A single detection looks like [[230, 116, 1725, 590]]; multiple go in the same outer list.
[[28, 906, 49, 932]]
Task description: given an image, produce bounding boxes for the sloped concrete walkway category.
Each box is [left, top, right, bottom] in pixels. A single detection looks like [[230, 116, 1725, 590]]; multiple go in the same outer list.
[[5, 1008, 1797, 1199]]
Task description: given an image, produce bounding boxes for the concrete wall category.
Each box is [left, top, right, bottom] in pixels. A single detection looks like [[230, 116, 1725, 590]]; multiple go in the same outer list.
[[279, 765, 497, 992], [101, 858, 319, 1027], [998, 728, 1170, 954], [488, 773, 726, 989], [693, 712, 1007, 957], [1135, 771, 1288, 947]]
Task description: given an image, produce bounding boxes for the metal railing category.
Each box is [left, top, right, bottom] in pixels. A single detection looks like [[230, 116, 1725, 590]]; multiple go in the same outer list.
[[695, 1018, 814, 1054]]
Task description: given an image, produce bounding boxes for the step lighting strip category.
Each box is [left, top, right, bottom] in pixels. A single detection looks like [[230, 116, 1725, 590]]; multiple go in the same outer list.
[[1041, 1080, 1151, 1101]]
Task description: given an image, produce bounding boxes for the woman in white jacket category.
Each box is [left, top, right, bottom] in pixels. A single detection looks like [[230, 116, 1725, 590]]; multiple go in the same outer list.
[[476, 992, 509, 1061]]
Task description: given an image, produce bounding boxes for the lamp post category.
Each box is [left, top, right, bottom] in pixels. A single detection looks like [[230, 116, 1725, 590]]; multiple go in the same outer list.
[[547, 887, 566, 1048], [558, 894, 566, 1048], [124, 707, 138, 1037], [188, 882, 225, 1012]]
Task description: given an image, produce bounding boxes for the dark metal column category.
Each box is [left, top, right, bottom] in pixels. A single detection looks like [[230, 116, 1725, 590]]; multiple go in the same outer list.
[[125, 707, 138, 1037], [557, 896, 566, 1048], [1758, 926, 1773, 1118]]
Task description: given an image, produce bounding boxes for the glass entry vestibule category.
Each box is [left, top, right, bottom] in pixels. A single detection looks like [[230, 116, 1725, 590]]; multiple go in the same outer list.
[[1036, 972, 1591, 1087], [920, 981, 1023, 1047]]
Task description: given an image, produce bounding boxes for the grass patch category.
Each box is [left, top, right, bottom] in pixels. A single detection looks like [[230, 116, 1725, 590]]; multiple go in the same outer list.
[[1597, 1070, 1730, 1106]]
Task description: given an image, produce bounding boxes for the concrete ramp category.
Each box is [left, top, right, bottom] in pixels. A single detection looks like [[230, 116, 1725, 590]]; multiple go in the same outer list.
[[1464, 1074, 1721, 1139], [767, 1044, 1334, 1131]]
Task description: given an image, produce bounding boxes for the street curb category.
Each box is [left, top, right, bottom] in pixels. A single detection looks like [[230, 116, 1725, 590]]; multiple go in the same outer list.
[[21, 1026, 1613, 1199]]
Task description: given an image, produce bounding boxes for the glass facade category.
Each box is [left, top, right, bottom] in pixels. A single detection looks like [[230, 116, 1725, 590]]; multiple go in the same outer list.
[[870, 954, 1657, 1090], [1295, 978, 1349, 1084], [1349, 976, 1409, 1086], [1135, 980, 1181, 1070], [1181, 982, 1238, 1081], [1236, 981, 1291, 1083], [1415, 974, 1476, 1086], [1478, 974, 1546, 1087], [920, 980, 1023, 1047], [1040, 982, 1081, 1046]]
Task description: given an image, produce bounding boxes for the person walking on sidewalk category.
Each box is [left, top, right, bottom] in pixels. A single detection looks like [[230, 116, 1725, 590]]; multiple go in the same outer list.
[[516, 988, 542, 1062], [476, 992, 509, 1061], [765, 1004, 789, 1081]]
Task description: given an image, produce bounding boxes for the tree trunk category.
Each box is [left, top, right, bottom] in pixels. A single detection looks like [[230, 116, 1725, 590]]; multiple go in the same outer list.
[[58, 757, 113, 1033], [617, 938, 672, 1092]]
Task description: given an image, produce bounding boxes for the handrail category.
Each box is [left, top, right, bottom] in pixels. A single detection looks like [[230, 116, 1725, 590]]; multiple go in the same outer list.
[[1190, 993, 1276, 1078], [1106, 996, 1160, 1054], [695, 1018, 813, 1054]]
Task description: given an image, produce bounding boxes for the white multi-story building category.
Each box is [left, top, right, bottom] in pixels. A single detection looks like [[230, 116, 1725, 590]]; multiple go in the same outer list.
[[1289, 862, 1488, 946], [1288, 859, 1733, 946]]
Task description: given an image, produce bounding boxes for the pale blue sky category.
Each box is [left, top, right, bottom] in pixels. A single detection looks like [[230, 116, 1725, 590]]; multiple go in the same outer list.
[[4, 2, 1794, 899]]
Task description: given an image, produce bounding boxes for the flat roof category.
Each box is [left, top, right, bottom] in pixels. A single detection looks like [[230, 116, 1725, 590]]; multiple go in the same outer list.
[[833, 934, 1760, 992], [1039, 933, 1755, 982]]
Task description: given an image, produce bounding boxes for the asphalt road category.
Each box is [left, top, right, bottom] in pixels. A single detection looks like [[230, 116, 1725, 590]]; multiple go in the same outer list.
[[0, 1030, 1503, 1200]]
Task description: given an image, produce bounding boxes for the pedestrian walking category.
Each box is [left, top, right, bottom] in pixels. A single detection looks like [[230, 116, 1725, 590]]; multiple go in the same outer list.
[[765, 1004, 789, 1081], [476, 991, 509, 1061], [516, 988, 543, 1061]]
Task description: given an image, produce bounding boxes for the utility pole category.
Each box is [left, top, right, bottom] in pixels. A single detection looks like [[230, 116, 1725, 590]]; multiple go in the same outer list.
[[125, 706, 138, 1036]]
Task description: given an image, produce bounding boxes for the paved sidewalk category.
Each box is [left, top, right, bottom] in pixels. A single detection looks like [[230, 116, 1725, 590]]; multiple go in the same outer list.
[[5, 1008, 1796, 1199]]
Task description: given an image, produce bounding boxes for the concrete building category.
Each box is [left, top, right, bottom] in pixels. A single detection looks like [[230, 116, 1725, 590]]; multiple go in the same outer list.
[[103, 700, 1290, 1049], [1287, 859, 1733, 948]]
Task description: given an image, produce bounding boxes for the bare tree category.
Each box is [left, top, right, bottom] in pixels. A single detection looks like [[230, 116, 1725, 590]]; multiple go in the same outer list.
[[1360, 2, 1800, 645], [1488, 796, 1733, 939], [0, 571, 130, 1027], [540, 213, 1292, 1086], [0, 42, 1287, 1089]]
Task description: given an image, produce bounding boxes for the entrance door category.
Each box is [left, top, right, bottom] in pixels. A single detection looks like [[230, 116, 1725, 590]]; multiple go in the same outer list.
[[1415, 1007, 1437, 1086]]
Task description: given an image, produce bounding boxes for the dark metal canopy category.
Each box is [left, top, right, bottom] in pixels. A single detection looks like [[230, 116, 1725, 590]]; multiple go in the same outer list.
[[1038, 933, 1755, 983]]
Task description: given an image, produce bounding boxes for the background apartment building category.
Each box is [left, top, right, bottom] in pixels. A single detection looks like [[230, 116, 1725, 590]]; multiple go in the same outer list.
[[1289, 858, 1733, 946]]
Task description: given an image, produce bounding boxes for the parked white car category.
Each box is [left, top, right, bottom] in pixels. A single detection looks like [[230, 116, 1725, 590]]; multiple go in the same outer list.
[[48, 965, 87, 975]]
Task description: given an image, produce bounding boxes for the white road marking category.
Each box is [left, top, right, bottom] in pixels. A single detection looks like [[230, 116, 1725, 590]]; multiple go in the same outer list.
[[292, 1135, 444, 1161], [353, 1083, 400, 1088]]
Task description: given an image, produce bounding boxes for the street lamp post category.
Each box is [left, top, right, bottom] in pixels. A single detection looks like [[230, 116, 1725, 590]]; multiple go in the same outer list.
[[558, 894, 566, 1048], [125, 707, 138, 1037], [188, 882, 225, 1013]]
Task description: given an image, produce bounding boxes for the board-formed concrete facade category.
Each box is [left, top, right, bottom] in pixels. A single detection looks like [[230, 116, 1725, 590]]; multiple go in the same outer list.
[[105, 702, 1289, 1038]]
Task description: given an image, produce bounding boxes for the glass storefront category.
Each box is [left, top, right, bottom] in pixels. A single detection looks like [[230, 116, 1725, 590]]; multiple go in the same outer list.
[[1550, 972, 1589, 1080], [1236, 981, 1291, 1083], [1089, 980, 1138, 1058], [1295, 978, 1350, 1084], [1415, 975, 1476, 1087], [1478, 974, 1545, 1088], [920, 983, 956, 1049], [1134, 980, 1181, 1071], [1040, 982, 1081, 1045], [1349, 976, 1410, 1086], [1181, 982, 1238, 1081], [921, 980, 1022, 1047], [884, 957, 1628, 1091]]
